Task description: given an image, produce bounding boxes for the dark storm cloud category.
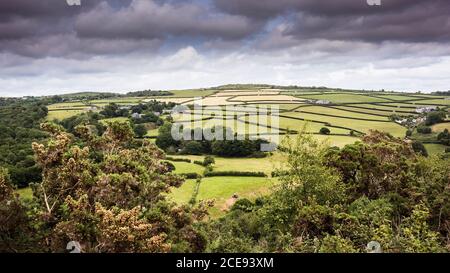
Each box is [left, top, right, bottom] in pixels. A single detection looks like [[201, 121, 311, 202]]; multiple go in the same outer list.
[[214, 0, 450, 43], [0, 0, 259, 58], [75, 0, 259, 40], [0, 0, 449, 59], [213, 0, 424, 18]]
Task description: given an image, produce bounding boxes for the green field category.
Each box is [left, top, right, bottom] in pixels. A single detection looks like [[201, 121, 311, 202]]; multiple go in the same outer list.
[[171, 161, 205, 174], [168, 89, 218, 98], [169, 177, 277, 218], [169, 154, 282, 174], [99, 117, 129, 124], [282, 111, 406, 137], [424, 144, 448, 155], [295, 93, 390, 103], [432, 123, 450, 132], [47, 109, 86, 121]]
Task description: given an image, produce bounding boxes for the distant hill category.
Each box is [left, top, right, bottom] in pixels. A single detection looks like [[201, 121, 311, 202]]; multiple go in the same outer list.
[[57, 92, 119, 99]]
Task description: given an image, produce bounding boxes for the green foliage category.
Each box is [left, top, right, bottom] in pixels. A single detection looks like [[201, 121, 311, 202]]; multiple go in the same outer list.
[[59, 111, 105, 136], [318, 235, 358, 253], [0, 99, 48, 187], [156, 124, 270, 158], [183, 141, 204, 155], [319, 127, 331, 135], [100, 103, 129, 118], [412, 141, 428, 157], [1, 121, 212, 253], [165, 157, 192, 163], [126, 90, 173, 97], [425, 111, 446, 126], [417, 125, 432, 134], [204, 171, 267, 177], [203, 156, 215, 166], [181, 173, 200, 179], [437, 129, 450, 146], [156, 123, 180, 151], [203, 130, 450, 253], [133, 124, 147, 138]]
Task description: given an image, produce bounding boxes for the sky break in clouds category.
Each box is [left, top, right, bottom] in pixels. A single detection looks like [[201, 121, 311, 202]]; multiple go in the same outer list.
[[0, 0, 450, 96]]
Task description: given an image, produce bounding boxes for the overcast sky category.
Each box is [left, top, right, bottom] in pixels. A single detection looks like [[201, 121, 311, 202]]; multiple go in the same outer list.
[[1, 0, 450, 96]]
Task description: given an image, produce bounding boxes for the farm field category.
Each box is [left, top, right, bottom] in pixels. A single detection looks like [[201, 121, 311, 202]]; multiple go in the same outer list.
[[432, 123, 450, 132], [424, 144, 448, 155], [43, 87, 449, 217], [171, 161, 205, 174], [295, 93, 391, 103], [46, 109, 86, 121], [169, 177, 278, 218], [168, 154, 282, 174]]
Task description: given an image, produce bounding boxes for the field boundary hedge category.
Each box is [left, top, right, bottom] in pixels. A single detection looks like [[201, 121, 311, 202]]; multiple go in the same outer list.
[[204, 171, 267, 177]]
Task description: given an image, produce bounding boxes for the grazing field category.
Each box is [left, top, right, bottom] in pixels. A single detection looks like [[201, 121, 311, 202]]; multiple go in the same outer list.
[[229, 95, 305, 102], [417, 99, 450, 106], [282, 111, 406, 137], [46, 109, 86, 120], [214, 91, 280, 96], [372, 94, 424, 101], [424, 144, 448, 155], [168, 177, 278, 218], [99, 117, 129, 124], [295, 93, 390, 103], [299, 106, 389, 121], [169, 154, 282, 174], [150, 98, 194, 104], [171, 161, 205, 174], [278, 117, 351, 134], [432, 123, 450, 132], [168, 89, 217, 98]]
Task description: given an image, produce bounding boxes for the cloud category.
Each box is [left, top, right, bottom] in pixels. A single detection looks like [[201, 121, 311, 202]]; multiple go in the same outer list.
[[215, 0, 450, 43], [75, 0, 259, 40], [0, 0, 450, 95]]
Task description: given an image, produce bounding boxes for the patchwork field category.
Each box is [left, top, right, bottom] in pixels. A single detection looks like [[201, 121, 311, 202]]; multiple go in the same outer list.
[[45, 87, 450, 217]]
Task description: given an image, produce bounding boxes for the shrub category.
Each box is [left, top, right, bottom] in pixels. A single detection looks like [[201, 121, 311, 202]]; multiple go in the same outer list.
[[271, 170, 289, 177], [182, 141, 204, 155], [133, 124, 147, 138], [204, 171, 266, 177], [425, 111, 446, 126], [163, 161, 176, 172], [180, 173, 200, 179], [203, 156, 215, 166], [412, 141, 428, 157], [231, 198, 254, 212], [320, 127, 331, 135], [193, 160, 205, 166], [165, 157, 191, 163], [417, 126, 432, 134]]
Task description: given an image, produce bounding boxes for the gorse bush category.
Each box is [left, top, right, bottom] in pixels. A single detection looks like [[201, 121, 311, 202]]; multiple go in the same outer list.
[[0, 121, 212, 253], [202, 130, 450, 253]]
